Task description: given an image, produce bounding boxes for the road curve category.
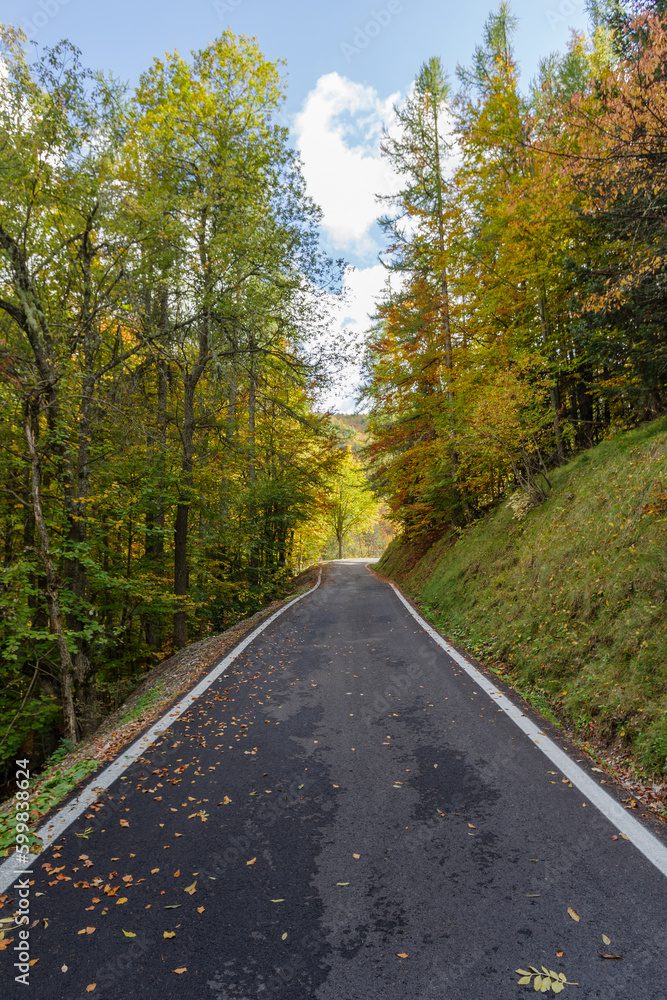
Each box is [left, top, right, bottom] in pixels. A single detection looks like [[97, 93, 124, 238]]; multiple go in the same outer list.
[[2, 560, 666, 999]]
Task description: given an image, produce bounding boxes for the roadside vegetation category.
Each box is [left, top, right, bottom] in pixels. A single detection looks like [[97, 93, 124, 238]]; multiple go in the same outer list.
[[378, 416, 667, 786]]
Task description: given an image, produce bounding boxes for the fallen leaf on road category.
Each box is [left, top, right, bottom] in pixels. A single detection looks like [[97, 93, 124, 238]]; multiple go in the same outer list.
[[184, 881, 197, 895], [271, 899, 284, 903], [163, 931, 176, 939], [77, 927, 96, 935], [119, 820, 129, 828], [567, 907, 580, 922], [397, 953, 408, 959], [246, 858, 256, 866], [598, 952, 624, 960], [86, 986, 96, 993], [174, 870, 180, 878], [151, 868, 159, 874], [174, 833, 182, 837], [602, 934, 611, 946], [164, 905, 181, 909], [116, 898, 128, 906], [353, 854, 360, 859], [122, 930, 136, 938], [197, 906, 205, 913], [61, 965, 68, 972], [336, 882, 350, 886], [468, 824, 476, 829], [28, 958, 38, 966], [281, 932, 287, 940], [619, 833, 629, 841], [223, 796, 232, 805], [173, 968, 187, 974]]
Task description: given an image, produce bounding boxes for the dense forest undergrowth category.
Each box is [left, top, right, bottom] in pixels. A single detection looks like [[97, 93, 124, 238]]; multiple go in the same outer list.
[[377, 416, 667, 791]]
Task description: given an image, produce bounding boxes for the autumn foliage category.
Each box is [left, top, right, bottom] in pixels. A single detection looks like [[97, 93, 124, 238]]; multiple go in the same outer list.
[[364, 2, 667, 537]]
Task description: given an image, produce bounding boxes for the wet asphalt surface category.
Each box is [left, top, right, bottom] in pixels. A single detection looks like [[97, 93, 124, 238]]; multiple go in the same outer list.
[[1, 561, 666, 999]]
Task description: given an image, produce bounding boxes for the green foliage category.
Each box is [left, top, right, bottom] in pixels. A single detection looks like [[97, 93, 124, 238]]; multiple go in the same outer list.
[[0, 25, 345, 770], [119, 684, 165, 725], [0, 757, 98, 857]]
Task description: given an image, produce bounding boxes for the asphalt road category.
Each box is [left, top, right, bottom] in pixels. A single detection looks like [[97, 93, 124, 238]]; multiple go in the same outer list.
[[2, 561, 666, 999]]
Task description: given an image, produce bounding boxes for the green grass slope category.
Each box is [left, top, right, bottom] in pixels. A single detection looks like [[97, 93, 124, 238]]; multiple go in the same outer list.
[[377, 416, 667, 779]]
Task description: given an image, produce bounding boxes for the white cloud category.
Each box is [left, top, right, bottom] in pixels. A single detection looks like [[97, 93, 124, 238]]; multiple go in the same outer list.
[[293, 72, 400, 255], [318, 263, 398, 413]]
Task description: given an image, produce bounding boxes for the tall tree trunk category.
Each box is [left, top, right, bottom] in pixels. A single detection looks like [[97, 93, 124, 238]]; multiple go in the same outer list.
[[67, 214, 100, 737], [173, 376, 196, 649], [173, 211, 212, 648], [537, 287, 564, 463], [146, 293, 169, 651], [25, 413, 77, 743]]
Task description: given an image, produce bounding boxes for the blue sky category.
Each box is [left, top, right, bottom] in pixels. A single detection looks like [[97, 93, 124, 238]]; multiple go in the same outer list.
[[5, 0, 591, 407]]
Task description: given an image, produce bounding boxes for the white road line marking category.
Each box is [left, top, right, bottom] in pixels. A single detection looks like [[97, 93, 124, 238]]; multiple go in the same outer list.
[[0, 573, 322, 894], [388, 581, 667, 879]]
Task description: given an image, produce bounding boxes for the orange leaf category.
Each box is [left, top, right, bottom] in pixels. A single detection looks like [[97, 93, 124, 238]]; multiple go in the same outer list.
[[116, 897, 128, 906], [86, 985, 97, 993], [119, 820, 129, 828], [397, 952, 409, 959], [246, 857, 256, 866], [173, 968, 187, 974]]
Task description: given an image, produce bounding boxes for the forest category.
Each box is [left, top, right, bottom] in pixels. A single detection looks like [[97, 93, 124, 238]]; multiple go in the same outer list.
[[2, 0, 667, 786], [0, 26, 382, 782], [364, 0, 667, 537]]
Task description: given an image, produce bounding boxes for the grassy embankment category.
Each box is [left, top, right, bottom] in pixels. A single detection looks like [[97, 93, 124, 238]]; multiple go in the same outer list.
[[378, 416, 667, 781]]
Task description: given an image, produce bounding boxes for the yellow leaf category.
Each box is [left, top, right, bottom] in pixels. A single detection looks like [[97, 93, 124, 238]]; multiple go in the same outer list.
[[518, 976, 531, 985], [184, 881, 197, 894], [116, 898, 128, 905], [397, 952, 408, 959], [246, 858, 256, 866], [173, 968, 187, 974], [122, 930, 136, 938], [163, 931, 176, 939], [223, 796, 232, 805], [567, 907, 579, 922], [353, 853, 360, 859], [151, 868, 160, 874], [281, 932, 287, 940], [602, 934, 611, 945]]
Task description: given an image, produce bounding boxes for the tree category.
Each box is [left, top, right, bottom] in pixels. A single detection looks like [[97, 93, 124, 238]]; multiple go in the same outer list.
[[328, 454, 379, 559]]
